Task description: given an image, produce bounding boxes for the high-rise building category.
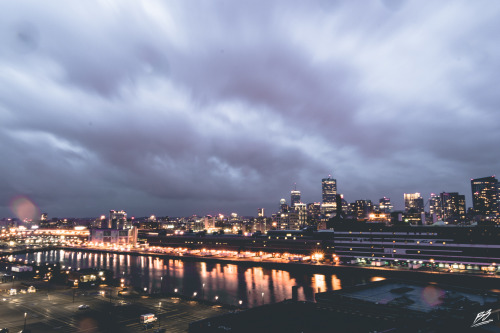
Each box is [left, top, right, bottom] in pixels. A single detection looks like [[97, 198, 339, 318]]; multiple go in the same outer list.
[[321, 176, 337, 216], [257, 208, 265, 217], [290, 190, 301, 207], [440, 192, 466, 223], [471, 176, 499, 218], [404, 193, 424, 214], [322, 176, 337, 203], [109, 210, 129, 229], [379, 197, 393, 213], [294, 203, 307, 227], [307, 202, 321, 225], [429, 193, 442, 220]]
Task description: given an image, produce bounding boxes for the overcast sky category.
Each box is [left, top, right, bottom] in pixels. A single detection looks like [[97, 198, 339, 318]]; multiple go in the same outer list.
[[1, 1, 500, 219]]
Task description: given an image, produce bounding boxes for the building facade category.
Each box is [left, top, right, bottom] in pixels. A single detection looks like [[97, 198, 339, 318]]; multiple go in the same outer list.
[[404, 193, 424, 214], [471, 176, 499, 220], [89, 227, 138, 245]]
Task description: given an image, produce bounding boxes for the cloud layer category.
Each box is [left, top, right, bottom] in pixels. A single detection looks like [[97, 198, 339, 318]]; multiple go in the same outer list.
[[1, 1, 500, 218]]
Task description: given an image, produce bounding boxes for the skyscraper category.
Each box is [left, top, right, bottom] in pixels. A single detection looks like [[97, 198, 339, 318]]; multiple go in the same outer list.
[[290, 190, 301, 207], [321, 176, 337, 216], [379, 197, 393, 213], [429, 193, 442, 221], [322, 176, 337, 203], [109, 210, 129, 229], [471, 176, 499, 218], [404, 193, 424, 214], [440, 192, 466, 223]]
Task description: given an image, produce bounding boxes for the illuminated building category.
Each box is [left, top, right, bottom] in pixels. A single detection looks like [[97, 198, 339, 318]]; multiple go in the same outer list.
[[321, 176, 337, 216], [204, 216, 215, 229], [273, 198, 300, 230], [109, 210, 130, 229], [67, 268, 112, 287], [257, 208, 265, 217], [40, 213, 48, 221], [378, 197, 393, 213], [429, 193, 442, 222], [322, 176, 337, 203], [354, 200, 373, 221], [307, 202, 321, 225], [280, 198, 288, 213], [471, 176, 499, 220], [440, 192, 466, 223], [89, 227, 137, 245], [294, 203, 307, 227], [404, 193, 424, 214], [290, 190, 301, 207], [368, 212, 390, 224]]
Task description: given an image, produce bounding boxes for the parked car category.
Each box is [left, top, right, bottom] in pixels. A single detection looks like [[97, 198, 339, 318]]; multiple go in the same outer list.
[[78, 304, 90, 310]]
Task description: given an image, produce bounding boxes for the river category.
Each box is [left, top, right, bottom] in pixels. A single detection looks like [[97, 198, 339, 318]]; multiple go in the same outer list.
[[11, 249, 391, 307]]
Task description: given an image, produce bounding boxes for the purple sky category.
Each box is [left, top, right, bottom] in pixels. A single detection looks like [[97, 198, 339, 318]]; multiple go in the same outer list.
[[1, 1, 500, 219]]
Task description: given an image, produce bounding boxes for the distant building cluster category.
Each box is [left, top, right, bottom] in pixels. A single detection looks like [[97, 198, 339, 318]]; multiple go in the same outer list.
[[264, 174, 500, 231], [2, 175, 499, 236]]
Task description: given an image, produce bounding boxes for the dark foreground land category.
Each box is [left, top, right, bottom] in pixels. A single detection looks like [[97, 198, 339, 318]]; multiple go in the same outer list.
[[0, 280, 230, 333]]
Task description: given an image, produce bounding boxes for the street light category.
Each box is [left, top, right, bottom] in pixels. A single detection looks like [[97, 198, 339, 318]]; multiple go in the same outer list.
[[24, 312, 27, 331]]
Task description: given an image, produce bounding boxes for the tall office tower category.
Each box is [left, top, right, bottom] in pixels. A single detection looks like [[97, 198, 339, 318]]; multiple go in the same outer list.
[[322, 176, 337, 203], [429, 193, 443, 221], [294, 203, 307, 227], [109, 210, 128, 229], [471, 176, 499, 218], [291, 190, 301, 207], [379, 197, 393, 213], [321, 176, 337, 216], [404, 193, 424, 214], [440, 192, 466, 222], [257, 208, 265, 217]]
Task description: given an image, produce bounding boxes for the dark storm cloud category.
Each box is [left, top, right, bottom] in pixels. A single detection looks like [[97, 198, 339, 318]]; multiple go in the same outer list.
[[1, 0, 500, 218]]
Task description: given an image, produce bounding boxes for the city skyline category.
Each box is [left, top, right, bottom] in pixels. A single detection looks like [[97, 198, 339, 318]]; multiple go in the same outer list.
[[3, 174, 491, 220], [1, 2, 500, 218]]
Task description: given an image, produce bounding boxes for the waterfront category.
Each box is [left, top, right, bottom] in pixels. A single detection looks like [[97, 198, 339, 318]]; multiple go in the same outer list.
[[10, 249, 391, 307]]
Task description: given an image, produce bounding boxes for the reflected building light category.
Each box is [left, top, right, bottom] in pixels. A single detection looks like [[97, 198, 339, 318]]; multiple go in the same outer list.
[[331, 275, 342, 290]]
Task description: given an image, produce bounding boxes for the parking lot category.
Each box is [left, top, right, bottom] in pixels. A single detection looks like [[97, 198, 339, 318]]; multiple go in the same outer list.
[[0, 280, 229, 332]]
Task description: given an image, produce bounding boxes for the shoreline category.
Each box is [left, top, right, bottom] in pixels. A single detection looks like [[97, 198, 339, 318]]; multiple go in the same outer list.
[[5, 246, 497, 291]]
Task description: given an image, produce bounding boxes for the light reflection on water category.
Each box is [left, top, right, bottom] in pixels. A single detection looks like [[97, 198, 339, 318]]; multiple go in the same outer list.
[[16, 250, 376, 307]]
